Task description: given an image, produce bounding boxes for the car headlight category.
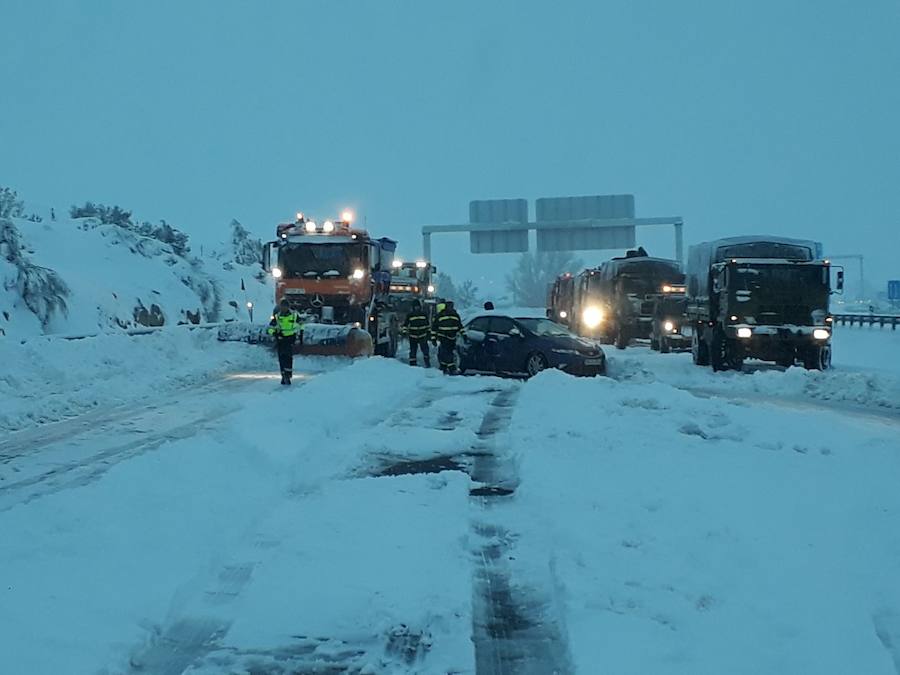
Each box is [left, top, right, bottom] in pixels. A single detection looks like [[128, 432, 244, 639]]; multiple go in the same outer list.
[[813, 328, 830, 340], [551, 348, 580, 355], [663, 320, 674, 332], [352, 268, 365, 280], [737, 327, 752, 339], [582, 306, 603, 328], [271, 267, 283, 279]]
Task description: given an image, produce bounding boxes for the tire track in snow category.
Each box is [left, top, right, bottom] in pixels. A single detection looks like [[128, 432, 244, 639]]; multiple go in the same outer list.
[[468, 387, 574, 675]]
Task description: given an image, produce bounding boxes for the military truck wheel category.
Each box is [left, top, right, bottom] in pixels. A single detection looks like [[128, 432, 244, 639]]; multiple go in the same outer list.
[[650, 335, 660, 351], [710, 328, 730, 372], [692, 330, 710, 366], [615, 328, 629, 350], [660, 336, 671, 354], [803, 344, 831, 371], [387, 318, 400, 358]]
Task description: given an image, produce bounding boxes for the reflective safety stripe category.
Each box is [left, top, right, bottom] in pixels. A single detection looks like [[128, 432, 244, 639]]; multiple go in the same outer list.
[[269, 312, 303, 336], [405, 313, 430, 338]]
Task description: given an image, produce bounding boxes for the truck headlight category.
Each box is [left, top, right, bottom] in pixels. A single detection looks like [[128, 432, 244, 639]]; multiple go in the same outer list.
[[304, 221, 317, 233], [813, 328, 830, 340], [737, 327, 752, 339], [322, 220, 335, 232], [352, 268, 365, 280], [427, 284, 435, 293], [582, 307, 603, 329], [272, 267, 283, 279], [559, 310, 568, 319], [663, 320, 674, 332]]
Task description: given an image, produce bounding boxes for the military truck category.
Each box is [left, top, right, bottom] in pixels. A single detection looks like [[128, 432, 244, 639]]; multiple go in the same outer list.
[[546, 272, 575, 325], [649, 293, 689, 353], [572, 249, 684, 349], [684, 235, 843, 371]]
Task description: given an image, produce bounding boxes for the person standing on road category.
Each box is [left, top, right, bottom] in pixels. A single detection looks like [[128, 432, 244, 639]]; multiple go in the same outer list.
[[401, 299, 431, 368], [267, 299, 304, 385], [432, 300, 465, 374]]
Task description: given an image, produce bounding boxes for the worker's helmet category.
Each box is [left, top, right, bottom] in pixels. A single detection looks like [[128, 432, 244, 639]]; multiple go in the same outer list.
[[436, 302, 446, 314], [279, 299, 291, 311], [445, 300, 455, 310], [411, 299, 422, 311]]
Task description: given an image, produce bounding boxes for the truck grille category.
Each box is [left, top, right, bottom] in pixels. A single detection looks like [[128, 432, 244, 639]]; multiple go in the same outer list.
[[757, 304, 812, 325]]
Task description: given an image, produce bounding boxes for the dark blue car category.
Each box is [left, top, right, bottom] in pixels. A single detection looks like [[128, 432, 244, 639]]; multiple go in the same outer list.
[[458, 314, 607, 378]]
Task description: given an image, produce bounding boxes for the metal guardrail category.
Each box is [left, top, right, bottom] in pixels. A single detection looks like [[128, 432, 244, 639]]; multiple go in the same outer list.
[[833, 314, 900, 330]]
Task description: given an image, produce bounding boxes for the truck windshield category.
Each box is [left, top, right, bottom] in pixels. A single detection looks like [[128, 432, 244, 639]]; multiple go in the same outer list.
[[279, 243, 365, 279], [731, 265, 826, 292]]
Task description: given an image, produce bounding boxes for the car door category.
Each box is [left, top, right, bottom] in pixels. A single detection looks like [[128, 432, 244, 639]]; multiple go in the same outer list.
[[486, 316, 525, 373], [460, 316, 490, 370]]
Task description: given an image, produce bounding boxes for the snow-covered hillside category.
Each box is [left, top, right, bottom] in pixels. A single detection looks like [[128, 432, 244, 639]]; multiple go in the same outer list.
[[0, 214, 272, 339]]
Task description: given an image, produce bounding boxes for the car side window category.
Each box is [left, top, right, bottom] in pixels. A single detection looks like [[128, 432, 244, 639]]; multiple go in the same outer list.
[[467, 317, 490, 332], [487, 317, 516, 335]]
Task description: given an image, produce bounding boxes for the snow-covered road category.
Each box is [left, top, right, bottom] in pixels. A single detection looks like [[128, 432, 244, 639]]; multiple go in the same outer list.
[[1, 327, 899, 674]]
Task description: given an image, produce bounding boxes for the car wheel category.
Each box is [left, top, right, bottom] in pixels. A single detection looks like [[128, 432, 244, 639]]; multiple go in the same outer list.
[[525, 352, 548, 378]]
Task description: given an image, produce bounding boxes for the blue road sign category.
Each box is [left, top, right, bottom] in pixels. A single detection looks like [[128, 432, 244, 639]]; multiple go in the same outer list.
[[889, 280, 900, 300]]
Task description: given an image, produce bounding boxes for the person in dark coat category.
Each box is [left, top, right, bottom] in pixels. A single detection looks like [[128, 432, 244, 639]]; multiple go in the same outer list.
[[402, 299, 431, 367], [483, 301, 495, 310], [431, 300, 465, 374]]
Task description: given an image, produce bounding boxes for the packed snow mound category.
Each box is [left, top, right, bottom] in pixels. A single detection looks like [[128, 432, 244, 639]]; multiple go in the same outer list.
[[0, 215, 272, 339]]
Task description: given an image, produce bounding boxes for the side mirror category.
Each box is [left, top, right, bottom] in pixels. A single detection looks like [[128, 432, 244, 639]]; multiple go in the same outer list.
[[836, 269, 844, 292], [509, 326, 523, 338], [262, 241, 275, 272]]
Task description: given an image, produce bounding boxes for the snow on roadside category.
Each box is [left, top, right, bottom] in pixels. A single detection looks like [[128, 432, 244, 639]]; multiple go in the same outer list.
[[0, 329, 276, 432], [608, 328, 900, 413], [506, 369, 900, 674]]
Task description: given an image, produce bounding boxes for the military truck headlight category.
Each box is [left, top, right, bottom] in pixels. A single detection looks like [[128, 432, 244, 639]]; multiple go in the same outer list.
[[664, 320, 674, 332], [427, 284, 435, 293], [582, 307, 603, 328], [322, 220, 335, 232], [559, 310, 568, 319], [737, 327, 752, 339], [352, 268, 365, 280], [304, 221, 317, 233], [271, 267, 283, 279], [813, 328, 830, 340]]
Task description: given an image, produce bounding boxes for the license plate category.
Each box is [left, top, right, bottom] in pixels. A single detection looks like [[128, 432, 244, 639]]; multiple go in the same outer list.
[[584, 358, 604, 365]]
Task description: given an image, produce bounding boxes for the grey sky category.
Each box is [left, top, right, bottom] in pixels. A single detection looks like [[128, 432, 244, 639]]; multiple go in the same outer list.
[[3, 0, 898, 294]]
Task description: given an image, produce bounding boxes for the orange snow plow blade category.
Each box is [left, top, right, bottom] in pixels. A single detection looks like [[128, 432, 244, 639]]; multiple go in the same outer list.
[[218, 322, 373, 358]]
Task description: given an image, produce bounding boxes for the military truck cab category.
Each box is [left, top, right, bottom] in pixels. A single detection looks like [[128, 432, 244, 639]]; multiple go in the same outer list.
[[684, 236, 843, 371]]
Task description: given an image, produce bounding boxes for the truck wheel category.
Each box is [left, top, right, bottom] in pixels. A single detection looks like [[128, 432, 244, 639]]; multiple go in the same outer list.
[[803, 344, 831, 371], [614, 328, 629, 350], [387, 318, 399, 358], [650, 334, 660, 351], [709, 328, 729, 372], [692, 330, 710, 366], [660, 336, 671, 354]]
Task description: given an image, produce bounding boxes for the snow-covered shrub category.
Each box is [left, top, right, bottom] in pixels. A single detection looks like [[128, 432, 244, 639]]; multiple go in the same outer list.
[[70, 202, 133, 227], [136, 220, 191, 257], [0, 187, 25, 219]]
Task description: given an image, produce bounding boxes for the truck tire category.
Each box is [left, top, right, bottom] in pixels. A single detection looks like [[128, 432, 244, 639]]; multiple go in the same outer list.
[[710, 327, 729, 372], [692, 330, 710, 366], [660, 336, 671, 354], [802, 344, 831, 371], [615, 328, 629, 350], [649, 332, 660, 351], [388, 317, 399, 358]]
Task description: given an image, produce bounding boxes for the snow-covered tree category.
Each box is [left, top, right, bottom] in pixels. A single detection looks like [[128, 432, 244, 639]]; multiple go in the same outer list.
[[506, 250, 583, 307], [230, 219, 262, 266], [1, 218, 70, 328], [0, 187, 25, 219]]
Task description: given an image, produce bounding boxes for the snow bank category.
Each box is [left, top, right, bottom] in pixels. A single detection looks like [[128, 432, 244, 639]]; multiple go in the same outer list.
[[0, 328, 277, 432], [608, 327, 900, 413], [507, 369, 900, 673], [0, 215, 272, 339]]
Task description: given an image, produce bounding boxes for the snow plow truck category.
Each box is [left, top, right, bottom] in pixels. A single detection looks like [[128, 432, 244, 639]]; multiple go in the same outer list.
[[219, 211, 401, 357]]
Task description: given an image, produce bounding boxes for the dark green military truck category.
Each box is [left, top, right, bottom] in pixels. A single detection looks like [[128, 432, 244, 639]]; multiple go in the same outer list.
[[684, 236, 843, 371]]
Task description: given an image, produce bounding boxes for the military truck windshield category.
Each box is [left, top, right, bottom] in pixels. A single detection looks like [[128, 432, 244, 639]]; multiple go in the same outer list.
[[656, 296, 687, 316], [718, 242, 813, 261], [731, 265, 826, 292], [517, 318, 573, 337], [279, 243, 365, 279]]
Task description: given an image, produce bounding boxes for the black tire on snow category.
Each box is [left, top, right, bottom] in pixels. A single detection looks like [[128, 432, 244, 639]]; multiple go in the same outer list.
[[692, 329, 710, 366], [709, 328, 729, 372], [660, 336, 671, 354], [614, 328, 628, 350], [802, 344, 831, 371], [525, 352, 548, 378]]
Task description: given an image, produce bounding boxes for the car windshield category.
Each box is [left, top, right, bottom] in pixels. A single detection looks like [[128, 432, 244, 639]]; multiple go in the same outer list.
[[517, 318, 573, 337], [278, 243, 364, 279]]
